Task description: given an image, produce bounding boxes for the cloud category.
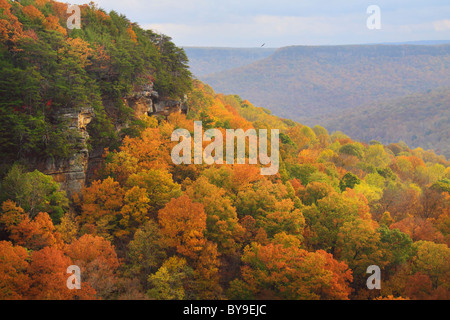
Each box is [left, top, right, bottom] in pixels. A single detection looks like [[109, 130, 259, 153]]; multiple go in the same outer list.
[[251, 15, 354, 36], [144, 14, 363, 47], [434, 19, 450, 31]]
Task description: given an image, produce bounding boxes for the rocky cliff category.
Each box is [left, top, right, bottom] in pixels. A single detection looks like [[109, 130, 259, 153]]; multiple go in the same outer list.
[[35, 107, 94, 198], [40, 83, 186, 198], [124, 83, 187, 118]]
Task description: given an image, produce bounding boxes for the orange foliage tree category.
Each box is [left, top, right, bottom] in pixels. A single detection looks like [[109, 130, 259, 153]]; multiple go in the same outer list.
[[120, 127, 171, 171], [157, 195, 222, 298], [127, 25, 138, 43], [0, 241, 30, 299], [28, 246, 97, 300], [0, 200, 62, 250], [22, 5, 45, 22], [76, 177, 150, 241], [0, 0, 24, 46], [44, 15, 67, 35], [158, 195, 207, 259], [232, 242, 352, 300], [65, 234, 120, 299]]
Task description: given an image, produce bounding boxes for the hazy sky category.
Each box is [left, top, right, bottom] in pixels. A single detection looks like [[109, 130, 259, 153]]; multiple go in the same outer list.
[[70, 0, 450, 47]]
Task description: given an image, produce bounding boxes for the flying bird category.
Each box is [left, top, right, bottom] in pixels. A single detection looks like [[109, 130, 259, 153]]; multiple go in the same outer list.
[[261, 43, 265, 47]]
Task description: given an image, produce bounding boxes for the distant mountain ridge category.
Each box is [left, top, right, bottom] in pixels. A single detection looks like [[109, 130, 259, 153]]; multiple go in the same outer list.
[[378, 40, 450, 45], [198, 44, 450, 124], [185, 41, 450, 78], [184, 47, 277, 77]]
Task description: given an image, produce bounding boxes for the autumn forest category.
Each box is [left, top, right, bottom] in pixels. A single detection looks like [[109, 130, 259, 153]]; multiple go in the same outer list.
[[0, 0, 449, 301]]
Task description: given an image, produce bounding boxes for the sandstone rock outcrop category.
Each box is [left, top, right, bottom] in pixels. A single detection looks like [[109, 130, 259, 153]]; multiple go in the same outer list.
[[40, 83, 187, 197], [39, 107, 94, 198]]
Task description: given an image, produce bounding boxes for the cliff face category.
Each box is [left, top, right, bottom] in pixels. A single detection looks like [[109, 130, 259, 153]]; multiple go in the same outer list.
[[36, 107, 94, 198], [124, 82, 187, 118], [41, 83, 186, 198]]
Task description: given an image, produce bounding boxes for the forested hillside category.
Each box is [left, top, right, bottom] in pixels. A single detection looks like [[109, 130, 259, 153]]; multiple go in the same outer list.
[[0, 0, 191, 172], [322, 87, 450, 159], [0, 0, 449, 301], [200, 44, 450, 123]]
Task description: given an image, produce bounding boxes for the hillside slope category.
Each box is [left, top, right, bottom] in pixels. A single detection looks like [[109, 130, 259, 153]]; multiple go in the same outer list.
[[322, 87, 450, 158], [201, 44, 450, 123], [0, 0, 192, 192]]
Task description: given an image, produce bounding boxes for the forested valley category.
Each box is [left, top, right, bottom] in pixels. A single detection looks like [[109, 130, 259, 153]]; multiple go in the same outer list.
[[0, 0, 449, 300]]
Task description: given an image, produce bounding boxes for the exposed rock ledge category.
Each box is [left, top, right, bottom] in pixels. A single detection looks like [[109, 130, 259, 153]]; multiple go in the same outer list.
[[39, 83, 186, 198], [37, 107, 94, 198], [124, 82, 187, 117]]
